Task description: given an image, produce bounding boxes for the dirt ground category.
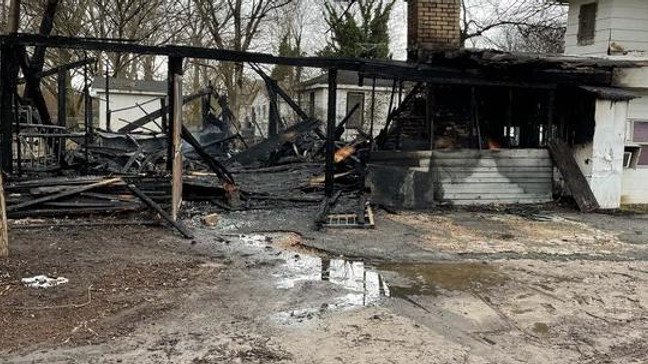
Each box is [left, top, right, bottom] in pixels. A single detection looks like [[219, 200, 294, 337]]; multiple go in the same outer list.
[[1, 208, 647, 363], [0, 222, 210, 351]]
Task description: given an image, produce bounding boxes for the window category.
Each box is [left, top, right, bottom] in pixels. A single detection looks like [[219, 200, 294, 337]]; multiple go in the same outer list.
[[578, 3, 597, 46], [633, 121, 648, 143], [625, 121, 648, 168], [639, 147, 648, 166], [346, 92, 365, 129]]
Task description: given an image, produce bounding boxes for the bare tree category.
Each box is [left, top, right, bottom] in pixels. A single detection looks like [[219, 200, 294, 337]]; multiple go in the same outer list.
[[193, 0, 293, 124], [461, 0, 567, 53]]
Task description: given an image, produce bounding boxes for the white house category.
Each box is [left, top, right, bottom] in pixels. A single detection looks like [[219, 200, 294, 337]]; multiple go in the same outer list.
[[298, 70, 396, 140], [563, 0, 648, 205], [242, 81, 297, 139], [91, 77, 167, 133], [244, 71, 397, 141]]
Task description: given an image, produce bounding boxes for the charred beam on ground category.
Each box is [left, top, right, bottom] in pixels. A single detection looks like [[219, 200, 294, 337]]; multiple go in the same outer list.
[[7, 177, 123, 212], [181, 125, 235, 185], [127, 184, 193, 239]]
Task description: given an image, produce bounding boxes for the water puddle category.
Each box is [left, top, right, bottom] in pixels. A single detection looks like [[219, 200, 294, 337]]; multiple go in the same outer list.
[[273, 257, 390, 324], [231, 234, 507, 324], [273, 257, 507, 323], [376, 262, 507, 297]]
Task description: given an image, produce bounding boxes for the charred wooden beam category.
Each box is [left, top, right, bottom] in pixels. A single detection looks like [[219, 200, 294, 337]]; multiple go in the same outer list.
[[548, 140, 599, 212], [1, 33, 618, 87], [168, 56, 183, 220], [181, 125, 234, 185], [369, 77, 376, 149], [231, 119, 321, 165], [57, 69, 66, 126], [325, 68, 338, 198], [7, 177, 123, 212], [105, 67, 111, 131], [251, 64, 332, 146], [426, 83, 435, 149], [83, 62, 92, 171], [267, 79, 279, 137], [0, 43, 18, 173], [127, 184, 193, 239], [118, 87, 212, 133], [17, 58, 96, 84]]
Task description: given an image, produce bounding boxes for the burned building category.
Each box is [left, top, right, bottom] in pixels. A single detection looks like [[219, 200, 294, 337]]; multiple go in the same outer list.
[[369, 0, 644, 210]]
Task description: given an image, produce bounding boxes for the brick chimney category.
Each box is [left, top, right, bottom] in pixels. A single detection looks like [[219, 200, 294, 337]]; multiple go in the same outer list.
[[407, 0, 461, 61]]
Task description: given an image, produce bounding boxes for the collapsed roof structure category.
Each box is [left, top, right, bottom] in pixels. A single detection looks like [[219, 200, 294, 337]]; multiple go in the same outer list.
[[0, 0, 643, 244]]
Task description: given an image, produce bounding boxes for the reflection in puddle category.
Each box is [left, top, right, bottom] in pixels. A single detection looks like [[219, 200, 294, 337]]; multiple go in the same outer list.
[[232, 234, 506, 324], [273, 258, 391, 323], [276, 257, 390, 302]]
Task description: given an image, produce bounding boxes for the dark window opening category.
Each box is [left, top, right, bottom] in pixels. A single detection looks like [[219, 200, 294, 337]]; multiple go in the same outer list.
[[639, 147, 648, 167], [578, 3, 597, 46], [624, 146, 640, 168], [346, 92, 365, 129]]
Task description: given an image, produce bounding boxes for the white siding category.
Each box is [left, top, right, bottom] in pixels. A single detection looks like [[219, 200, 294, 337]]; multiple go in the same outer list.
[[589, 99, 628, 208], [565, 0, 648, 56], [302, 84, 393, 140], [622, 92, 648, 203], [565, 0, 614, 56], [369, 149, 553, 207], [96, 91, 165, 133]]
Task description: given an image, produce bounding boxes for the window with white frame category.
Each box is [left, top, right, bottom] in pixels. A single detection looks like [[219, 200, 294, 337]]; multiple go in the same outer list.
[[346, 92, 365, 129], [625, 120, 648, 168]]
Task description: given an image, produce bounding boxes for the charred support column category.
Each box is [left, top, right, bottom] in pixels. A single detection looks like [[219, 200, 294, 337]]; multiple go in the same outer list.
[[167, 56, 183, 220], [57, 69, 67, 126], [471, 87, 482, 150], [267, 80, 279, 137], [507, 88, 513, 148], [104, 66, 111, 131], [324, 68, 338, 198], [83, 63, 92, 170], [369, 77, 376, 149], [160, 99, 168, 132], [426, 83, 434, 149], [546, 90, 555, 144], [0, 44, 18, 173], [201, 92, 210, 129]]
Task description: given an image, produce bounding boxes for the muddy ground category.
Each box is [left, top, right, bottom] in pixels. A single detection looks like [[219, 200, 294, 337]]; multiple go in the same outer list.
[[1, 207, 647, 363]]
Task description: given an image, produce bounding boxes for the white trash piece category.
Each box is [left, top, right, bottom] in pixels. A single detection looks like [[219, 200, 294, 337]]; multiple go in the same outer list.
[[21, 275, 69, 289]]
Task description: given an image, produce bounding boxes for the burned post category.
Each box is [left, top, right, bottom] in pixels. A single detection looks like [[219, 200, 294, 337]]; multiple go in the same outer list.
[[370, 77, 376, 149], [83, 62, 92, 170], [105, 65, 111, 131], [57, 69, 67, 127], [168, 56, 184, 220], [325, 68, 338, 198], [267, 79, 279, 137], [426, 83, 434, 149], [0, 45, 18, 173]]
